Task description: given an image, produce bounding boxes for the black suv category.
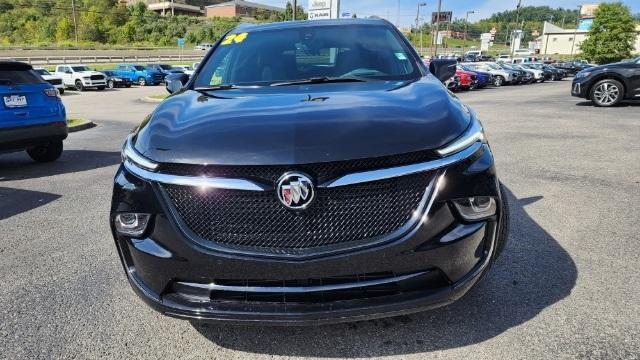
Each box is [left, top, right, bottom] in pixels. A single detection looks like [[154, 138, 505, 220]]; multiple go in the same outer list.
[[111, 19, 509, 325], [572, 57, 640, 107]]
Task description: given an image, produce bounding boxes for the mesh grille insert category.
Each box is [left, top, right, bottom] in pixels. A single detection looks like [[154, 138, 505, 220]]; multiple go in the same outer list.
[[162, 172, 433, 255]]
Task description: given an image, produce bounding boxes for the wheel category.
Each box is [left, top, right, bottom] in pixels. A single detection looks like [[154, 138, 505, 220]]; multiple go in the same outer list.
[[97, 86, 105, 91], [75, 80, 84, 92], [493, 76, 504, 87], [138, 77, 146, 86], [126, 83, 132, 88], [108, 80, 115, 89], [58, 88, 64, 95], [27, 140, 63, 162], [494, 183, 511, 259], [590, 79, 624, 107]]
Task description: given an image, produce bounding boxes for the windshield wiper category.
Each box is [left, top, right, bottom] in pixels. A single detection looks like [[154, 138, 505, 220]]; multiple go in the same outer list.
[[194, 84, 241, 92], [271, 77, 366, 87]]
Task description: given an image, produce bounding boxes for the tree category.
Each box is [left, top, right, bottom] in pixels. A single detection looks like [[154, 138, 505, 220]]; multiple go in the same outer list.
[[580, 3, 636, 64]]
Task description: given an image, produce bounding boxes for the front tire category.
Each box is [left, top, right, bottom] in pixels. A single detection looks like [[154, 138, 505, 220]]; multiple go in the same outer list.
[[138, 77, 146, 86], [58, 88, 65, 95], [590, 79, 624, 107], [494, 183, 511, 259], [108, 80, 115, 89], [75, 80, 84, 92], [493, 76, 504, 87], [27, 140, 63, 163]]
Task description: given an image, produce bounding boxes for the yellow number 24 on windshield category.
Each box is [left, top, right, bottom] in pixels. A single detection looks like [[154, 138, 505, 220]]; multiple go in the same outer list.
[[221, 32, 249, 46]]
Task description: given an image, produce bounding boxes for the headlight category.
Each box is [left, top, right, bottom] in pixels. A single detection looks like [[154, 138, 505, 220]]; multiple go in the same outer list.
[[575, 71, 591, 79], [82, 76, 90, 80], [122, 135, 158, 171], [436, 117, 484, 157]]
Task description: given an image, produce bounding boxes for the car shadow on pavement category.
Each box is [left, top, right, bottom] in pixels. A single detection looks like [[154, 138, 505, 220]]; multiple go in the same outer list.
[[191, 186, 577, 357], [575, 100, 640, 107], [0, 187, 61, 221], [0, 150, 121, 181]]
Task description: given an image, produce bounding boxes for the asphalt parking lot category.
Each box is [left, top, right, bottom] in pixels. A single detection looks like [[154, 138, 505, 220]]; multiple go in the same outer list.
[[1, 82, 639, 359]]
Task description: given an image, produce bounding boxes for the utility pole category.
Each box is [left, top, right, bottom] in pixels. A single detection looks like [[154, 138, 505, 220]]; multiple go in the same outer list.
[[432, 0, 442, 57], [71, 0, 78, 43], [462, 10, 474, 57], [570, 5, 581, 60], [293, 0, 297, 20], [510, 0, 522, 57], [416, 3, 426, 55]]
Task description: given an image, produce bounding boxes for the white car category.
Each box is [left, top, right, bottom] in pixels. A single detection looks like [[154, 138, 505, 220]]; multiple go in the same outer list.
[[194, 43, 213, 51], [463, 62, 515, 86], [513, 49, 534, 56], [511, 63, 545, 82], [173, 65, 194, 76], [54, 64, 107, 92], [496, 54, 512, 63], [33, 67, 65, 95]]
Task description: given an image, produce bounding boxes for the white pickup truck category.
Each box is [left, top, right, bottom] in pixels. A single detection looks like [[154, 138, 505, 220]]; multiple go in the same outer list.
[[33, 67, 65, 95], [54, 64, 107, 91]]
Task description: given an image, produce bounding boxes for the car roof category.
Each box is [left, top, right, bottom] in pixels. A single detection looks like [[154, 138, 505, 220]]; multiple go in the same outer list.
[[233, 18, 389, 33], [0, 61, 33, 71]]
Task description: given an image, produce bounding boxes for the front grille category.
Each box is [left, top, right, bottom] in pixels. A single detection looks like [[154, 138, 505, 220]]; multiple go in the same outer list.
[[47, 79, 62, 85], [90, 75, 104, 81], [159, 149, 439, 185], [162, 171, 433, 255]]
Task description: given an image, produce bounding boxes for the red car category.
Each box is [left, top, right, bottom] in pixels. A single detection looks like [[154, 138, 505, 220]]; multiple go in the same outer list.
[[455, 69, 478, 90]]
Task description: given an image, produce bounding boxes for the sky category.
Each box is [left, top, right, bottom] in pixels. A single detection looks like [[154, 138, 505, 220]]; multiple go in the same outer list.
[[256, 0, 640, 27]]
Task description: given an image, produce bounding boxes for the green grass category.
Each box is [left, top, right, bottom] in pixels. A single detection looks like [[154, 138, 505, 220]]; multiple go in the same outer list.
[[67, 118, 90, 128], [148, 94, 168, 100]]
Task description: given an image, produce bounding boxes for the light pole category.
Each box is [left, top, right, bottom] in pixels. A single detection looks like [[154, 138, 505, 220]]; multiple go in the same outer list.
[[462, 10, 474, 57], [570, 5, 582, 60], [416, 3, 427, 56], [510, 0, 522, 57]]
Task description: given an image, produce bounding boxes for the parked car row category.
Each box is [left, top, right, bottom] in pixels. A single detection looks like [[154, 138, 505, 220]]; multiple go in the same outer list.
[[35, 63, 200, 93], [436, 59, 570, 93]]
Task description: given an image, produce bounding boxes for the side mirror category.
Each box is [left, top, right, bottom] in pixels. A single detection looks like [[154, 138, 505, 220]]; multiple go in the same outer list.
[[166, 73, 189, 94], [429, 59, 457, 83]]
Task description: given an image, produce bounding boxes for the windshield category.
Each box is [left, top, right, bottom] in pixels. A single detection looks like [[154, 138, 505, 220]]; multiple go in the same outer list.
[[35, 69, 51, 75], [72, 66, 90, 72], [104, 71, 114, 76], [133, 66, 146, 71], [195, 24, 419, 87], [157, 65, 172, 70]]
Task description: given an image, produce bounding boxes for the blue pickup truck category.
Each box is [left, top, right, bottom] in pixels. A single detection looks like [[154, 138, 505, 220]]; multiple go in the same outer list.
[[1, 61, 67, 162], [112, 64, 163, 86]]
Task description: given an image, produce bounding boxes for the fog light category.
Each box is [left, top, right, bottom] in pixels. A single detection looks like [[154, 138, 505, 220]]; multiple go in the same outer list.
[[452, 197, 497, 221], [114, 213, 151, 237]]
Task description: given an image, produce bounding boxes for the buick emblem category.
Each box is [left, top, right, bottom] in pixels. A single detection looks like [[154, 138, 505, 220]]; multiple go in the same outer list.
[[277, 172, 315, 210]]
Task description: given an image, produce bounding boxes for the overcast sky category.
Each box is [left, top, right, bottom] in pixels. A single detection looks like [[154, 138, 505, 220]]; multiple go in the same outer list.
[[257, 0, 640, 26]]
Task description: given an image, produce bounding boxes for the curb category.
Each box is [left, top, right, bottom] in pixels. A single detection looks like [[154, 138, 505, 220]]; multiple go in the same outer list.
[[68, 121, 97, 133], [142, 96, 165, 103]]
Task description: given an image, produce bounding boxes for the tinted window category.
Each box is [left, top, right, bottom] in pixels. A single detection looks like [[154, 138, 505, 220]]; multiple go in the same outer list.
[[195, 24, 418, 87], [0, 70, 46, 85], [72, 66, 90, 72], [133, 66, 145, 71], [159, 65, 172, 70]]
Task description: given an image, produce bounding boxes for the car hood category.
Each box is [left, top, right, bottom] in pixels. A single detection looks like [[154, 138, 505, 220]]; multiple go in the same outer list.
[[587, 60, 633, 71], [78, 71, 104, 76], [134, 78, 472, 165]]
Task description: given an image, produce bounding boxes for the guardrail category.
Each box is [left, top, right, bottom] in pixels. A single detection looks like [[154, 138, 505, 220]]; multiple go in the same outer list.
[[3, 54, 204, 65]]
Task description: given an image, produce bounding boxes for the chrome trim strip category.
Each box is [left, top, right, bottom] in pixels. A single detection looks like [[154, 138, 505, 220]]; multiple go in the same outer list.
[[124, 135, 158, 171], [176, 271, 429, 294], [322, 141, 482, 188], [124, 160, 267, 191]]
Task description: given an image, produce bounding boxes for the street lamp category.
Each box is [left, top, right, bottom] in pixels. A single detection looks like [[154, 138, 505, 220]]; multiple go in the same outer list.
[[570, 5, 582, 60], [462, 10, 474, 57], [416, 2, 427, 56]]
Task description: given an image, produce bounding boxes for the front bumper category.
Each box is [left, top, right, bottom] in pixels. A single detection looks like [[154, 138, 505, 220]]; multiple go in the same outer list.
[[571, 78, 590, 98], [81, 79, 107, 87], [111, 143, 506, 325]]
